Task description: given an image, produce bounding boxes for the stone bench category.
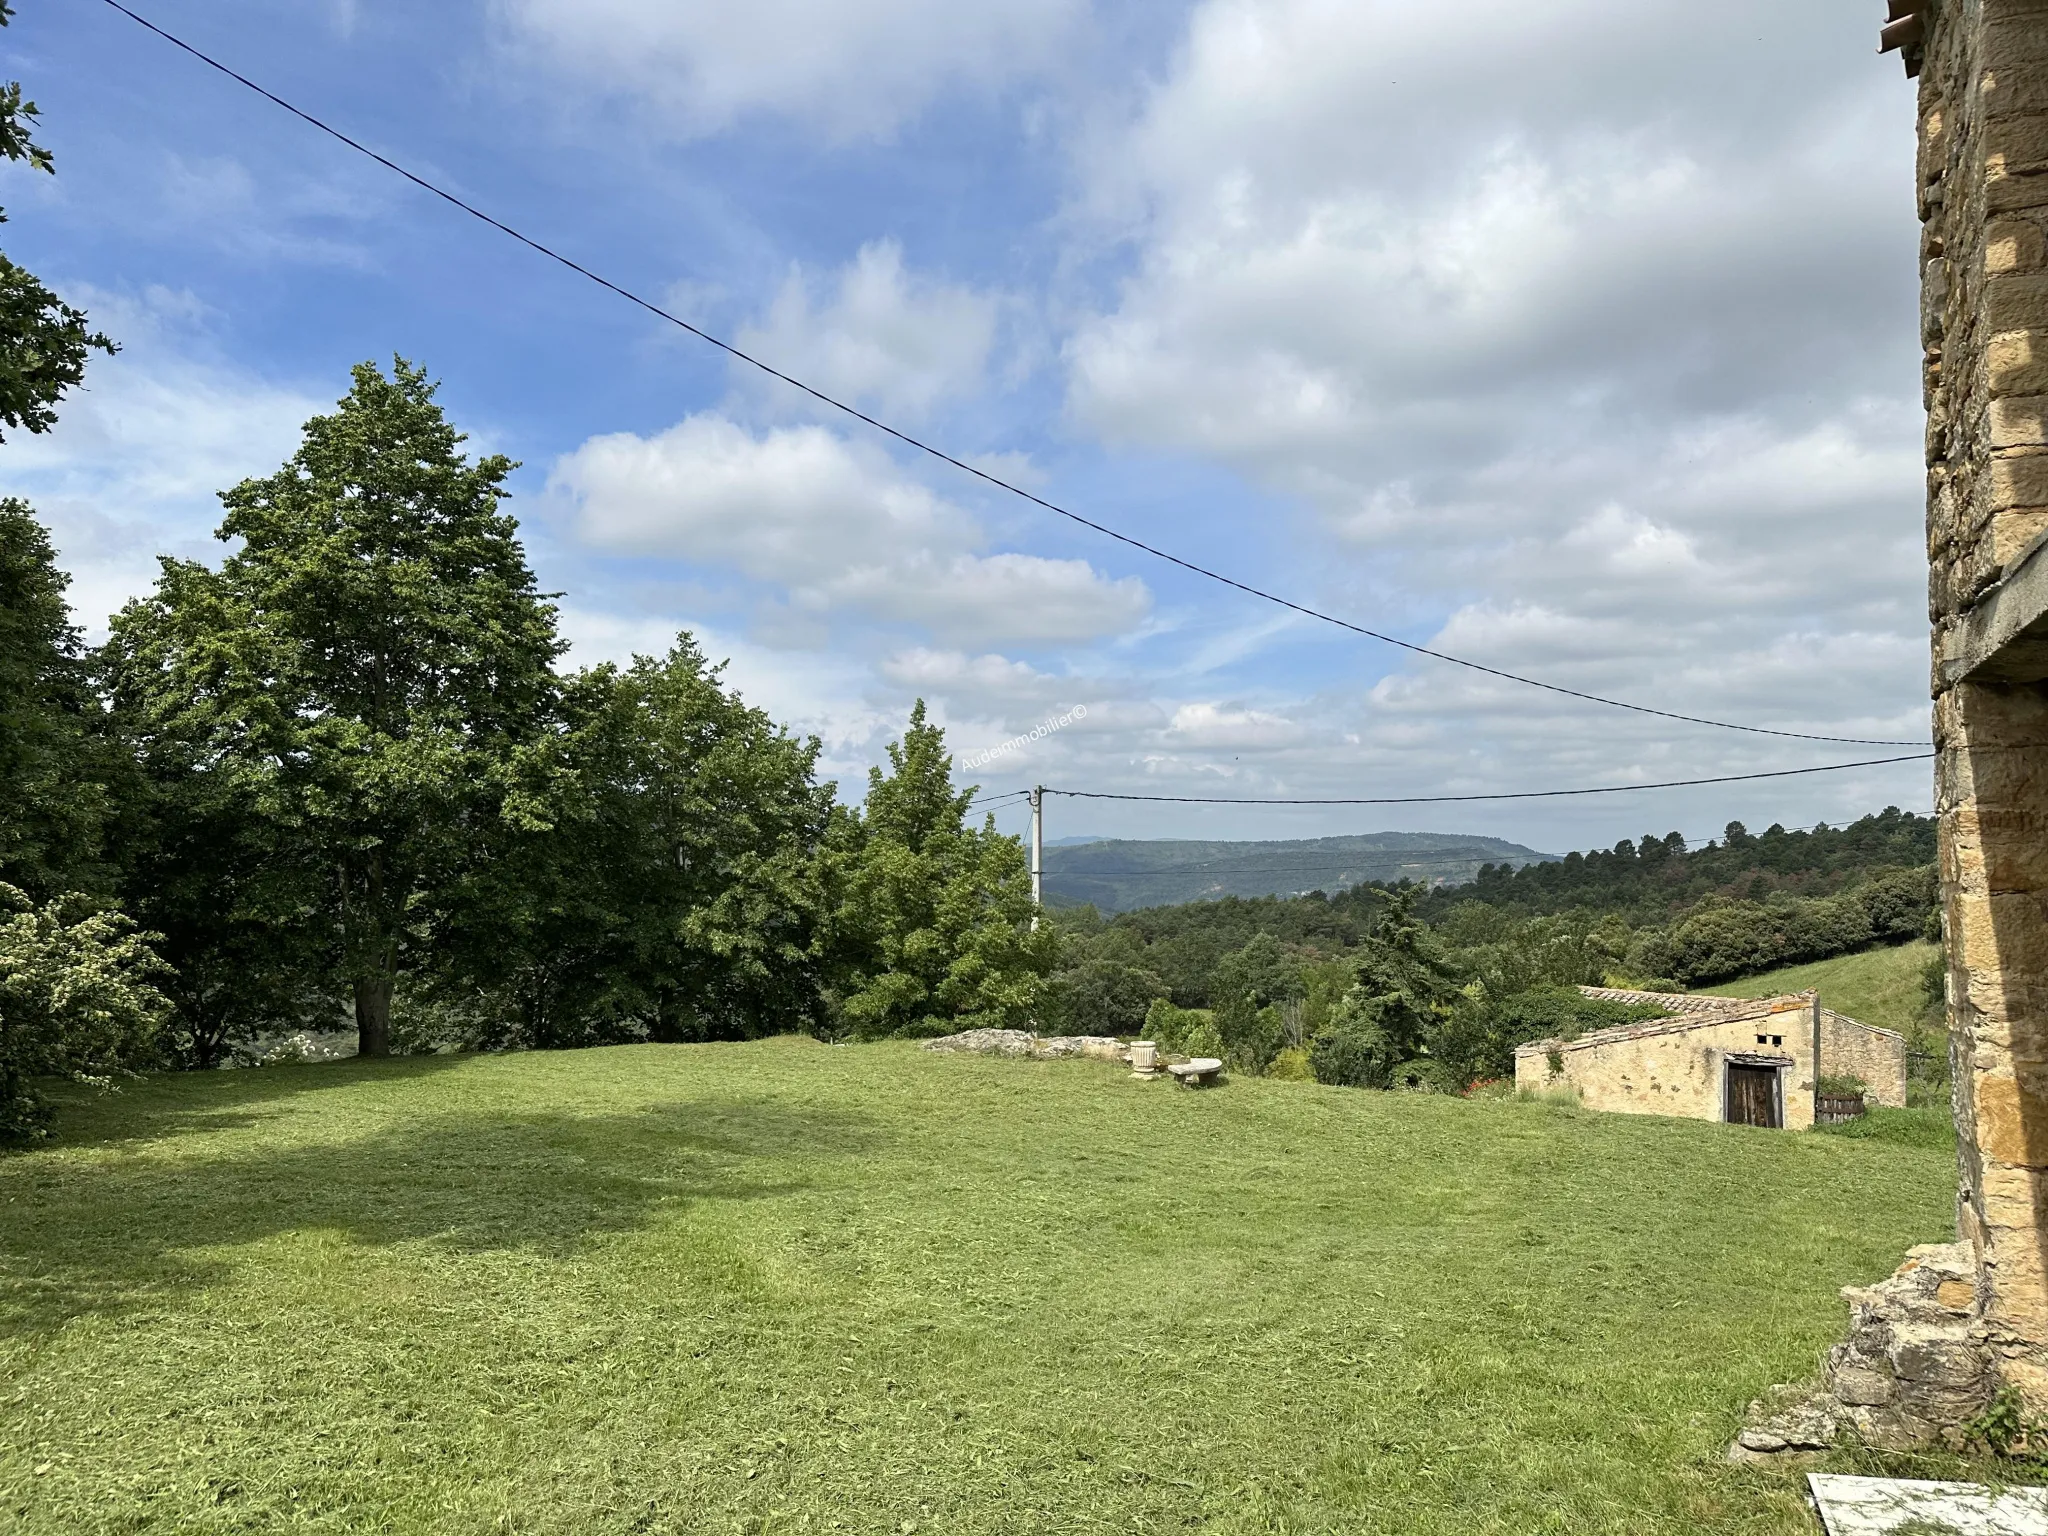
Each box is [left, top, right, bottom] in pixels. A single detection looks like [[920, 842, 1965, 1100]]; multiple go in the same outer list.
[[1167, 1058, 1223, 1088]]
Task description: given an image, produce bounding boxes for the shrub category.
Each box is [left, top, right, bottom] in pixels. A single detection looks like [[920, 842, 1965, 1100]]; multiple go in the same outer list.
[[1143, 997, 1216, 1055], [0, 886, 168, 1140], [1268, 1046, 1312, 1081], [1215, 993, 1284, 1075], [1178, 1016, 1225, 1061], [1309, 1023, 1393, 1088]]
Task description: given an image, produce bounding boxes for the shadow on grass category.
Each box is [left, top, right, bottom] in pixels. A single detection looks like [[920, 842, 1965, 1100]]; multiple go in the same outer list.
[[28, 1053, 473, 1152], [0, 1070, 879, 1340]]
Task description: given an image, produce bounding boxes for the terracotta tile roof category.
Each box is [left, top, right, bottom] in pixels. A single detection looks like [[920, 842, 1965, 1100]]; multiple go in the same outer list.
[[1578, 985, 1752, 1016], [1508, 987, 1902, 1056]]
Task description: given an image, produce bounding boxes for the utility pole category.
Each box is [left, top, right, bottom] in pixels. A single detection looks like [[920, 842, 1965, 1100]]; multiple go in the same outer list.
[[1029, 785, 1044, 930]]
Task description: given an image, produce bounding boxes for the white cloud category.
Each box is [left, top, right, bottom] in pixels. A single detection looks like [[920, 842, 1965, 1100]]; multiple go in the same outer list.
[[0, 287, 322, 636], [493, 0, 1089, 140], [736, 242, 1000, 420], [1167, 701, 1309, 752], [555, 606, 892, 765], [1055, 0, 1925, 780], [1559, 506, 1704, 580], [551, 414, 1149, 645]]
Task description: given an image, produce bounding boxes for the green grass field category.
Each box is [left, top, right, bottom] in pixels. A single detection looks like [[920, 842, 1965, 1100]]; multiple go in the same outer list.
[[1695, 939, 1940, 1036], [0, 1040, 1983, 1534]]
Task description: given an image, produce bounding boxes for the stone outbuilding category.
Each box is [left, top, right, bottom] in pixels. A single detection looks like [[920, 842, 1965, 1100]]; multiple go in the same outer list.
[[1512, 987, 1907, 1130]]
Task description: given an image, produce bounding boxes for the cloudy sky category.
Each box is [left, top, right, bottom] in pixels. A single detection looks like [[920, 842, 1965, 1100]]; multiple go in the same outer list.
[[7, 0, 1928, 855]]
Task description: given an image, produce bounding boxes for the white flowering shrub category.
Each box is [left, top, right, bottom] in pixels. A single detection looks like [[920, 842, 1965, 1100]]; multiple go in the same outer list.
[[0, 885, 167, 1139]]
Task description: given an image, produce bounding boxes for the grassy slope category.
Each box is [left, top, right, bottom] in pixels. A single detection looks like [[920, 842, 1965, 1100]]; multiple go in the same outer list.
[[0, 1041, 1972, 1535], [1693, 939, 1940, 1035]]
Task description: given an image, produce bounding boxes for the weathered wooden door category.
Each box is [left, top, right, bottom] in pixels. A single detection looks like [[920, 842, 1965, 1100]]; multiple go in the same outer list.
[[1726, 1064, 1782, 1128]]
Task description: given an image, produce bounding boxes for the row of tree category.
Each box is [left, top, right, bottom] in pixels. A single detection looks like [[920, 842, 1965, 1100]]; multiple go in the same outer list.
[[1, 357, 1054, 1135], [1412, 807, 1937, 925]]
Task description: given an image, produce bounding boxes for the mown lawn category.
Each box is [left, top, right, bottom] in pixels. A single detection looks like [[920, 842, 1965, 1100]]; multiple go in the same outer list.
[[1695, 939, 1940, 1036], [0, 1040, 1978, 1534]]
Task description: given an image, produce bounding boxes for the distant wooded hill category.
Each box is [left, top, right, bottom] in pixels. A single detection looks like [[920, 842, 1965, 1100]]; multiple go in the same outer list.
[[1042, 832, 1556, 914]]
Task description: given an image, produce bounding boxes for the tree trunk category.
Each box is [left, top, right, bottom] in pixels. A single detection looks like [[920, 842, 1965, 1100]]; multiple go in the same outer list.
[[355, 973, 393, 1058]]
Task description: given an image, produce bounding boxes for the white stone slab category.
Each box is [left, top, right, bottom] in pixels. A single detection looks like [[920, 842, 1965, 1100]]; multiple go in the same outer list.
[[1809, 1473, 2048, 1535]]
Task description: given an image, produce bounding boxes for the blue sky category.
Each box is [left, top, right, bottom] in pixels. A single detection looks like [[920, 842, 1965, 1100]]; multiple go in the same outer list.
[[7, 0, 1930, 856]]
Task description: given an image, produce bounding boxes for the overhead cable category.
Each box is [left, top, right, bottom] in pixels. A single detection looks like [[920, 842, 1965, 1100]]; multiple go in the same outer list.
[[97, 0, 1927, 752], [1038, 753, 1932, 805]]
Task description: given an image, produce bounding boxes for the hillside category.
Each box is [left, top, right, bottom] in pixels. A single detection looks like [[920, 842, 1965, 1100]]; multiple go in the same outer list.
[[1414, 807, 1936, 925], [1696, 939, 1942, 1039], [1, 1041, 1961, 1533], [1043, 831, 1555, 913]]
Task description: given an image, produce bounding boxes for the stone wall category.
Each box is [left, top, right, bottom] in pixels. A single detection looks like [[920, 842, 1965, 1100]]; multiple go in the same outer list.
[[1734, 1243, 1997, 1460], [1922, 0, 2048, 1410], [1825, 1010, 1913, 1108]]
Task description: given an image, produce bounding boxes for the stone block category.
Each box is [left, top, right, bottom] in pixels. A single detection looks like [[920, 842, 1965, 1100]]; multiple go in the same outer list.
[[1993, 508, 2048, 566], [1940, 1278, 1979, 1311], [1952, 891, 2048, 987], [1831, 1364, 1896, 1406], [1992, 453, 2048, 507], [1997, 1353, 2048, 1411], [1845, 1406, 1922, 1451], [1985, 20, 2048, 69], [1976, 1161, 2048, 1231], [1896, 1337, 1993, 1388], [1990, 329, 2048, 396], [1989, 108, 2048, 173], [1985, 273, 2048, 332], [1984, 69, 2048, 124], [1991, 393, 2048, 445], [1990, 169, 2048, 216], [1951, 805, 2048, 891], [1990, 220, 2048, 275]]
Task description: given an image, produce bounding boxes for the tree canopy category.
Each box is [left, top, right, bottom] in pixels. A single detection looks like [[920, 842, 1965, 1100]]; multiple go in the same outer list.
[[107, 360, 564, 1056]]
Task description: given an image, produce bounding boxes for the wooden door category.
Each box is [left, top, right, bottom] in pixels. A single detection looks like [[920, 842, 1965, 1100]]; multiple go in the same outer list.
[[1726, 1064, 1781, 1128]]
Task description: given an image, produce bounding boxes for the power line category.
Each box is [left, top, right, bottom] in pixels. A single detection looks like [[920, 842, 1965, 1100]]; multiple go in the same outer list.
[[96, 0, 1928, 754], [1038, 753, 1932, 805]]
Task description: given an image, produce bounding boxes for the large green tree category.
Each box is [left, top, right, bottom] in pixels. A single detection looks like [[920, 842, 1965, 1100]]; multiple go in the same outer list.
[[832, 701, 1055, 1038], [443, 638, 837, 1047], [107, 360, 563, 1056], [0, 499, 110, 896]]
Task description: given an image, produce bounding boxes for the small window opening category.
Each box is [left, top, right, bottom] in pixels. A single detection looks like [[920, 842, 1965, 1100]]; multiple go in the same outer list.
[[1756, 1034, 1768, 1044], [1771, 1035, 1783, 1047]]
